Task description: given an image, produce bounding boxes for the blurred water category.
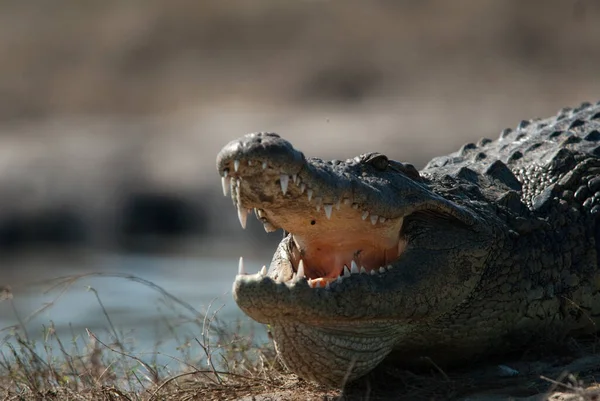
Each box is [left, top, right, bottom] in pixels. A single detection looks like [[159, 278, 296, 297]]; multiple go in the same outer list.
[[0, 253, 266, 365]]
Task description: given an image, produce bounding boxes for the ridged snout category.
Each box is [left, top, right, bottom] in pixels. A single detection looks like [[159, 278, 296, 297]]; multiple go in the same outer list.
[[216, 132, 306, 175]]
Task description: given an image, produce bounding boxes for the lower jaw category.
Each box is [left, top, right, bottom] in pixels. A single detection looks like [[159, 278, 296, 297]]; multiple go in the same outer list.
[[270, 321, 400, 387]]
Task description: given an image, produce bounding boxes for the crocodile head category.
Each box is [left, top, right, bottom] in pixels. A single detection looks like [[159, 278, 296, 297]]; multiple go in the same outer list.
[[216, 132, 494, 386]]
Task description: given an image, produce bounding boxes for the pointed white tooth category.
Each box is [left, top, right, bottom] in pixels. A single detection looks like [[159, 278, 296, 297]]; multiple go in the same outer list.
[[234, 159, 240, 172], [315, 197, 322, 211], [387, 265, 393, 270], [297, 259, 306, 278], [237, 205, 248, 229], [361, 211, 369, 220], [370, 215, 378, 225], [343, 265, 351, 277], [299, 183, 306, 194], [379, 266, 386, 274], [360, 266, 367, 274], [260, 265, 267, 276], [248, 160, 254, 166], [309, 280, 316, 288], [350, 261, 359, 274], [238, 257, 245, 275], [370, 269, 376, 275], [324, 204, 333, 219], [315, 280, 322, 288], [325, 281, 330, 289], [352, 203, 359, 209], [223, 169, 229, 178], [291, 272, 297, 281], [335, 199, 341, 210], [307, 189, 313, 201], [262, 161, 267, 170], [280, 174, 289, 195], [222, 176, 231, 196], [343, 198, 351, 205], [337, 275, 343, 283], [379, 216, 386, 223], [264, 222, 277, 232], [292, 174, 298, 184]]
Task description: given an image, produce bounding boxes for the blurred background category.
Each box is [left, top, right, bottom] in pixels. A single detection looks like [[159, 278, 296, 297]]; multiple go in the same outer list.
[[1, 0, 600, 353]]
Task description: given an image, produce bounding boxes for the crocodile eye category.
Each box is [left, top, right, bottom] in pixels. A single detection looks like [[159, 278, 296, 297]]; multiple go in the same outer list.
[[368, 154, 389, 171]]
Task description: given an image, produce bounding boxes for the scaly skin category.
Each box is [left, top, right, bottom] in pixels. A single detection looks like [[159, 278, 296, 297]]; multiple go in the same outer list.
[[216, 101, 600, 387]]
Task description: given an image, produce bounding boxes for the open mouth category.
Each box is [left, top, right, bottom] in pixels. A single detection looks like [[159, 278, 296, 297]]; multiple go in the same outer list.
[[218, 141, 409, 288]]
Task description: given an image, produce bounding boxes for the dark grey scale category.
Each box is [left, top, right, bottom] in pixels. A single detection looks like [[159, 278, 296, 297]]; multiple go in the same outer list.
[[548, 130, 563, 139], [569, 119, 586, 130], [517, 120, 531, 130], [478, 138, 492, 147], [560, 134, 582, 146], [474, 152, 487, 161], [575, 101, 593, 112], [557, 107, 573, 120], [584, 130, 600, 141], [500, 128, 513, 139], [459, 143, 477, 156], [588, 176, 600, 193], [508, 151, 523, 162]]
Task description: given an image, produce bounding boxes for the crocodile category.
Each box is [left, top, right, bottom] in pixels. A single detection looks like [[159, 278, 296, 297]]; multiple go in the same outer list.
[[216, 101, 600, 387]]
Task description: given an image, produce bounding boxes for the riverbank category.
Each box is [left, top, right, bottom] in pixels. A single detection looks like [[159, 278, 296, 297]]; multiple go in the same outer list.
[[2, 274, 600, 400]]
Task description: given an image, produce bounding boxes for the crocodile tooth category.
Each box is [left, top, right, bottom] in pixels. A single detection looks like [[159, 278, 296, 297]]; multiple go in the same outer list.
[[315, 280, 322, 288], [292, 174, 298, 184], [297, 259, 306, 279], [324, 204, 333, 219], [262, 161, 267, 170], [337, 275, 343, 282], [234, 159, 240, 172], [360, 266, 367, 274], [260, 265, 267, 276], [237, 205, 248, 229], [299, 183, 306, 194], [238, 257, 245, 275], [379, 216, 386, 223], [352, 203, 359, 209], [325, 281, 331, 289], [335, 199, 341, 210], [387, 265, 394, 270], [307, 189, 313, 201], [229, 179, 236, 200], [263, 222, 277, 232], [315, 198, 322, 211], [222, 176, 231, 196], [343, 198, 351, 205], [223, 169, 228, 178], [248, 160, 253, 166], [361, 211, 369, 220], [309, 280, 316, 288], [343, 265, 351, 277], [350, 260, 359, 274], [379, 266, 386, 274], [370, 215, 378, 225], [280, 174, 289, 195], [370, 269, 376, 275]]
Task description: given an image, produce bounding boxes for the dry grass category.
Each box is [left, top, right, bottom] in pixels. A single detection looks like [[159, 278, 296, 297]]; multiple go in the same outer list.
[[2, 275, 600, 401]]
